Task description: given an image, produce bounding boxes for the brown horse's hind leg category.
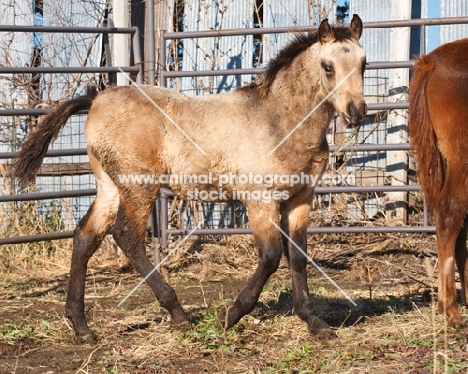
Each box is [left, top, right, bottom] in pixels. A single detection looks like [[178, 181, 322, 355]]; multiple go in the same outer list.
[[224, 203, 283, 329], [435, 176, 468, 327], [66, 173, 119, 343], [112, 191, 189, 327], [280, 201, 330, 334], [455, 215, 468, 307]]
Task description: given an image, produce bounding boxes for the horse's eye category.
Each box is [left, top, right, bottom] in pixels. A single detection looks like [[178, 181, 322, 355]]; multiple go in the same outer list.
[[322, 63, 334, 75]]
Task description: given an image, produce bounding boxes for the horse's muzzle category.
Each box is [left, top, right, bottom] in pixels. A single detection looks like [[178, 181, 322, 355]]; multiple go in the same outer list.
[[345, 101, 367, 127]]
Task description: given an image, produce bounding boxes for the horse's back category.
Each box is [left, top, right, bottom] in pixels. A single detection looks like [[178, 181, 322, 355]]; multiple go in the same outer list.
[[410, 38, 468, 210], [84, 85, 187, 177], [423, 39, 468, 145]]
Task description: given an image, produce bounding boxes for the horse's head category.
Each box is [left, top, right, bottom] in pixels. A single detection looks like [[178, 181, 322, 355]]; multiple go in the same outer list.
[[317, 14, 367, 126]]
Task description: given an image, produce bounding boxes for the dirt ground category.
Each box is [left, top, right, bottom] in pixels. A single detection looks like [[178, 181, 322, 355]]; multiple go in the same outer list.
[[1, 233, 468, 373]]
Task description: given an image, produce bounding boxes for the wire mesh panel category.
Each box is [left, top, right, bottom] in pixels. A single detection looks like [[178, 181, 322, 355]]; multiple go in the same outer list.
[[0, 0, 33, 156], [262, 0, 336, 60], [37, 0, 105, 222], [0, 0, 106, 228], [175, 0, 255, 95]]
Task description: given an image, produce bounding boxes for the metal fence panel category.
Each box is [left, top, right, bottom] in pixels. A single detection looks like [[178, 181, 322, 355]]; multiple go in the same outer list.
[[178, 0, 255, 95]]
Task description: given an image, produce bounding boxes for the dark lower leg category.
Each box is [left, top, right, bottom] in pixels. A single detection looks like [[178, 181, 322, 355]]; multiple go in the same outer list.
[[225, 248, 282, 329], [65, 204, 110, 342], [288, 226, 329, 333], [455, 217, 468, 307], [225, 208, 283, 329], [113, 203, 188, 325], [124, 249, 189, 324]]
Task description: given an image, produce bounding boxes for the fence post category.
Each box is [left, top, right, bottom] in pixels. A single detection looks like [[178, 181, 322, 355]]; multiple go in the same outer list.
[[386, 1, 411, 225], [113, 0, 130, 86]]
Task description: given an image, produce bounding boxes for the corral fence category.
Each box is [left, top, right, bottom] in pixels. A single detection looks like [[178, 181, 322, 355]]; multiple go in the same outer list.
[[1, 17, 468, 252]]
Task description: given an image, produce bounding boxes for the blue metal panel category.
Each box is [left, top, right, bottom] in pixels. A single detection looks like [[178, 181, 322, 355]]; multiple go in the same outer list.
[[178, 0, 255, 95]]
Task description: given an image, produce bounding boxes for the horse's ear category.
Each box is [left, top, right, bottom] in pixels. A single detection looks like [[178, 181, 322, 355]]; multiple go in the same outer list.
[[350, 14, 363, 41], [318, 18, 333, 44]]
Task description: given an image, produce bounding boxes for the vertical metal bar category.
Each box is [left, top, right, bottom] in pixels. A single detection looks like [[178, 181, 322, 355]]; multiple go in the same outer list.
[[147, 0, 156, 85], [131, 27, 143, 84], [420, 24, 427, 228], [420, 24, 426, 54], [103, 19, 116, 86], [423, 197, 429, 227], [159, 29, 167, 87], [160, 190, 169, 249], [151, 199, 161, 271]]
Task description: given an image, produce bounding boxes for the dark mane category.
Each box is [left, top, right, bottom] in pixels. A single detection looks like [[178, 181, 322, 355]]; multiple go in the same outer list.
[[238, 24, 354, 95], [262, 33, 319, 89]]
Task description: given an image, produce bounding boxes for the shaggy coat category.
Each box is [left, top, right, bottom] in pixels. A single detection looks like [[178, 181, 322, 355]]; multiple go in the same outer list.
[[15, 16, 366, 342]]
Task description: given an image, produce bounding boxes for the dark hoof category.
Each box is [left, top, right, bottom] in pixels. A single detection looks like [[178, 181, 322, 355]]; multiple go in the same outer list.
[[307, 315, 334, 337], [173, 318, 191, 330], [171, 310, 191, 330], [76, 331, 98, 344]]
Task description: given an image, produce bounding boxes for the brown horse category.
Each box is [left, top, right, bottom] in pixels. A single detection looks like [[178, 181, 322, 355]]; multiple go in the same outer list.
[[14, 15, 366, 342], [409, 38, 468, 327]]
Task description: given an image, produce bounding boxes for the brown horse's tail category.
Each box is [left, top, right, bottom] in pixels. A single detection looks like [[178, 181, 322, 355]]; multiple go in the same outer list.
[[13, 86, 98, 187], [409, 55, 444, 212]]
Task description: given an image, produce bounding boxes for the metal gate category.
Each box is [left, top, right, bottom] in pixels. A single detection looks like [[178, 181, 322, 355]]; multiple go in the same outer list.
[[2, 16, 468, 247]]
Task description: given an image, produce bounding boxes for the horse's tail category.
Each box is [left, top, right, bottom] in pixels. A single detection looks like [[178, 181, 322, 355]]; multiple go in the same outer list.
[[14, 86, 98, 186], [409, 55, 443, 212]]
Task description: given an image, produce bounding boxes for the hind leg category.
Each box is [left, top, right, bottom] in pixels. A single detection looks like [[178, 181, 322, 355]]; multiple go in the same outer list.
[[434, 175, 468, 326], [280, 194, 330, 334], [112, 190, 189, 326], [455, 215, 468, 307], [66, 172, 119, 342], [224, 203, 283, 329]]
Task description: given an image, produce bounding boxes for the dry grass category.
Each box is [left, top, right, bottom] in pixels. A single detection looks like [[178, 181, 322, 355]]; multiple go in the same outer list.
[[1, 227, 468, 373]]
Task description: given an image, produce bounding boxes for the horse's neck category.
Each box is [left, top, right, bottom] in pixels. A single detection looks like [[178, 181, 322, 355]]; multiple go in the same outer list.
[[266, 52, 322, 116]]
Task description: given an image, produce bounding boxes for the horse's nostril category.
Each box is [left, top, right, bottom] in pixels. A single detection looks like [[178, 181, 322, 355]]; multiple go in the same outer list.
[[348, 101, 367, 118]]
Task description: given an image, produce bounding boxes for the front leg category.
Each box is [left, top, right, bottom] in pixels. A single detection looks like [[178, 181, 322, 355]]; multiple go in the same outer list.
[[280, 194, 330, 334], [224, 202, 283, 329]]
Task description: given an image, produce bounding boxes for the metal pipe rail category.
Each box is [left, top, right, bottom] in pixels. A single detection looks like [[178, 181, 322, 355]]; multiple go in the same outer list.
[[159, 60, 416, 80], [159, 17, 468, 84], [0, 25, 136, 33], [165, 226, 436, 238], [0, 25, 143, 83], [157, 180, 433, 249], [0, 99, 408, 119], [0, 189, 96, 203], [160, 16, 468, 40], [0, 66, 140, 74], [0, 231, 75, 245]]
